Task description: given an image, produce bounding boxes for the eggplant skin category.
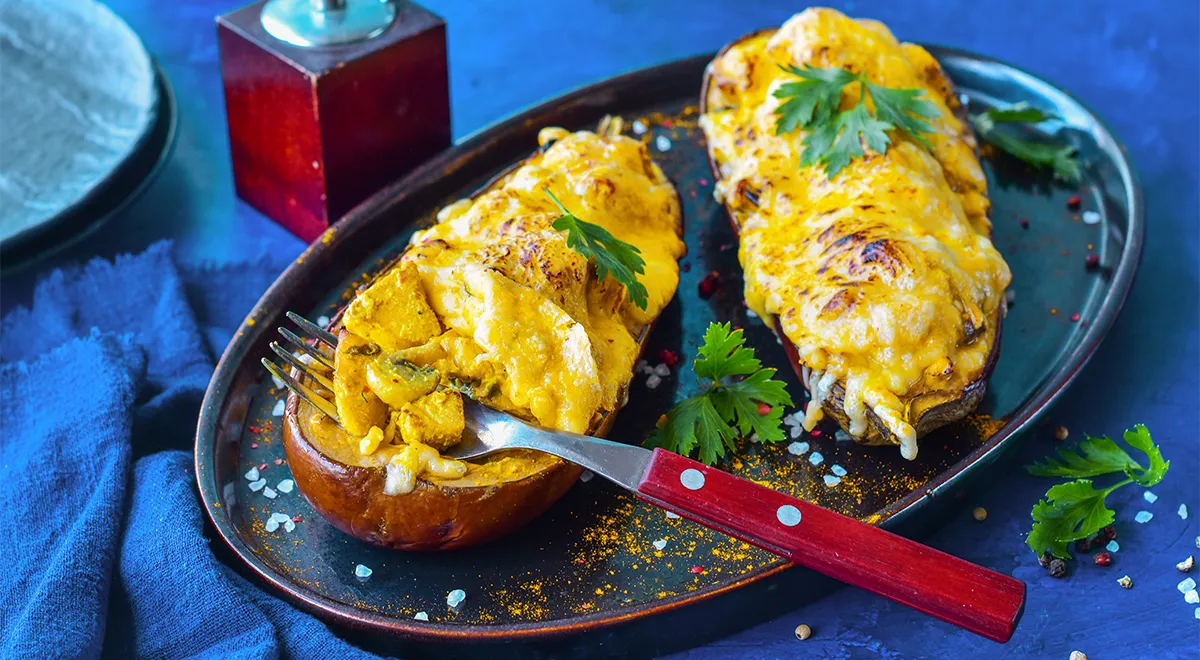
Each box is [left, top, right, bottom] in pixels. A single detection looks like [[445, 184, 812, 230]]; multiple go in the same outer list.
[[699, 9, 1011, 457], [283, 394, 583, 550]]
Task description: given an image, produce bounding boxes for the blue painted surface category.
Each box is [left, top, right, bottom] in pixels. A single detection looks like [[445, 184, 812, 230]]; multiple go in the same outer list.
[[7, 0, 1197, 657]]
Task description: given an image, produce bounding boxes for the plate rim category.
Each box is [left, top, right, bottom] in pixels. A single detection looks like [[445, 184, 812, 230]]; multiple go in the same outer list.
[[194, 45, 1143, 641], [0, 0, 178, 272]]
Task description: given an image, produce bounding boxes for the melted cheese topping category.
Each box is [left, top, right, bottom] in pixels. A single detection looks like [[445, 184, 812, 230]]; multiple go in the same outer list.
[[403, 127, 684, 432], [700, 8, 1011, 458]]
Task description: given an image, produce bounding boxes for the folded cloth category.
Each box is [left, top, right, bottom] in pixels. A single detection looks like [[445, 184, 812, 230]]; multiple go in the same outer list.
[[0, 242, 378, 659]]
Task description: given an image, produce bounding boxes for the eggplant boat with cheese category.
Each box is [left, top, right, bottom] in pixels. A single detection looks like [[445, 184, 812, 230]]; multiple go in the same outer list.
[[283, 122, 685, 549], [699, 8, 1011, 459]]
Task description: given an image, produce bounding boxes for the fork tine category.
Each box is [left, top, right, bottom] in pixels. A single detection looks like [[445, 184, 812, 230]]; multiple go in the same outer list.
[[287, 311, 339, 348], [261, 358, 342, 425], [269, 342, 336, 392], [278, 327, 335, 371]]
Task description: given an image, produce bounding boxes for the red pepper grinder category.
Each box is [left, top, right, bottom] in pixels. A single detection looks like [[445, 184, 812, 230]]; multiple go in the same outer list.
[[218, 0, 451, 242]]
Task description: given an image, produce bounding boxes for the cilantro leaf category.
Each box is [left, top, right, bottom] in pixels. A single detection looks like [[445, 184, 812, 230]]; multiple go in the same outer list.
[[1025, 424, 1169, 559], [646, 322, 793, 465], [1027, 479, 1116, 559], [969, 104, 1081, 183], [772, 64, 857, 135], [545, 188, 649, 310], [773, 64, 940, 179]]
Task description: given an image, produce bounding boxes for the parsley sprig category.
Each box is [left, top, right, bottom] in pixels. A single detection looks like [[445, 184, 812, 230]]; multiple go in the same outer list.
[[646, 323, 793, 465], [1026, 424, 1169, 559], [772, 64, 939, 179], [970, 102, 1081, 182], [545, 188, 648, 310]]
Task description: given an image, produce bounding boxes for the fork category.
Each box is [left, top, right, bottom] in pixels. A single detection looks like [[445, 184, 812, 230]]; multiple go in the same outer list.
[[264, 313, 1026, 643]]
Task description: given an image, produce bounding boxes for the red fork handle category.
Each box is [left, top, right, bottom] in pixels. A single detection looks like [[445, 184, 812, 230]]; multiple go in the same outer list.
[[635, 448, 1025, 643]]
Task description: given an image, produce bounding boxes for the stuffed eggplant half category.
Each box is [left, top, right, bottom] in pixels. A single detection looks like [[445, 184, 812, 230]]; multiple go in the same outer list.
[[700, 8, 1011, 459], [284, 123, 685, 550]]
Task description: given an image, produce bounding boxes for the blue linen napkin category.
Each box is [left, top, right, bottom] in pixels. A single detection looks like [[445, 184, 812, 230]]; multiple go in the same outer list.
[[0, 242, 379, 659]]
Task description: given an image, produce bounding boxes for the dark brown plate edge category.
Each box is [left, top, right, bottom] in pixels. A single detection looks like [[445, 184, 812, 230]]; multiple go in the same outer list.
[[194, 46, 1143, 642]]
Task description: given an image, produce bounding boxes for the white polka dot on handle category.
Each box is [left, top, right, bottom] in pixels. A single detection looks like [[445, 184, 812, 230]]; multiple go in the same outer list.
[[777, 504, 802, 526], [680, 468, 705, 490]]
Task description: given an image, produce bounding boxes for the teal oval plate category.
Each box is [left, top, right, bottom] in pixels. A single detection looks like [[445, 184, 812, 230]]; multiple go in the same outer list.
[[195, 47, 1141, 654]]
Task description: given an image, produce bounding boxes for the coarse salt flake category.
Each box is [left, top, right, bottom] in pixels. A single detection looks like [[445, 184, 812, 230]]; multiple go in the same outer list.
[[653, 539, 668, 551], [283, 520, 296, 533], [263, 487, 277, 499], [414, 611, 429, 621], [1180, 504, 1189, 520], [833, 430, 852, 443], [277, 479, 294, 493], [665, 511, 680, 519], [270, 374, 284, 389], [1186, 590, 1199, 604], [1143, 490, 1158, 503], [632, 120, 647, 135], [355, 564, 373, 579], [317, 315, 330, 327], [1082, 210, 1101, 225], [653, 363, 671, 377], [808, 452, 824, 466], [265, 512, 289, 532], [1106, 540, 1119, 553], [646, 373, 662, 389], [823, 475, 841, 487], [245, 467, 260, 481], [637, 360, 652, 374], [788, 424, 804, 439], [830, 464, 847, 477], [272, 399, 286, 417], [580, 470, 594, 483], [655, 135, 672, 152], [747, 309, 758, 319], [1195, 607, 1200, 620], [787, 441, 810, 456], [1134, 510, 1153, 523], [1179, 577, 1197, 594], [447, 589, 466, 607], [249, 479, 267, 492]]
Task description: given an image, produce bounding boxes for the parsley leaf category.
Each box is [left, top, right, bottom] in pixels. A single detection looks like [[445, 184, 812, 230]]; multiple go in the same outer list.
[[972, 101, 1059, 130], [1120, 424, 1170, 487], [545, 188, 648, 310], [772, 64, 857, 135], [970, 103, 1081, 182], [646, 322, 793, 465], [1027, 480, 1117, 559], [1025, 424, 1169, 558], [865, 81, 938, 150], [773, 64, 940, 179]]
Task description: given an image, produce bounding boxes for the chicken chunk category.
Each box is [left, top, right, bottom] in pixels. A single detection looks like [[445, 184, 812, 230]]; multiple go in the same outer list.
[[396, 389, 465, 450], [343, 262, 441, 353], [332, 331, 388, 436]]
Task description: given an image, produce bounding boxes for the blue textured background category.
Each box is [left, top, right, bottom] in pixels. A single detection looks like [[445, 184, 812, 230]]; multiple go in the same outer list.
[[6, 1, 1197, 657]]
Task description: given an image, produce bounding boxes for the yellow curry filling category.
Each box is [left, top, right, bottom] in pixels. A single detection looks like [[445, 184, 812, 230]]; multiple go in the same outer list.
[[303, 127, 684, 492], [700, 8, 1011, 459]]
